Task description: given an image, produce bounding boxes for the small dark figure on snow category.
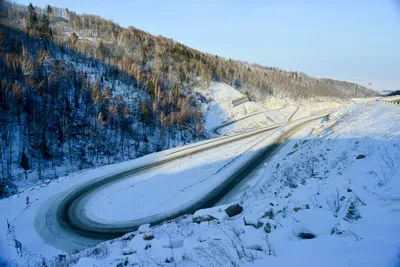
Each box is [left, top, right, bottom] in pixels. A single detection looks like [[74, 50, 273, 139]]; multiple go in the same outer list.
[[26, 196, 30, 206], [7, 219, 11, 233]]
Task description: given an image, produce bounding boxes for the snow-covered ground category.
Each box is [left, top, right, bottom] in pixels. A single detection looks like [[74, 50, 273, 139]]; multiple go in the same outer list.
[[217, 105, 297, 135], [204, 82, 266, 132], [0, 114, 288, 265], [290, 100, 342, 121], [204, 82, 342, 136], [79, 129, 275, 224], [1, 98, 399, 266], [69, 100, 398, 266]]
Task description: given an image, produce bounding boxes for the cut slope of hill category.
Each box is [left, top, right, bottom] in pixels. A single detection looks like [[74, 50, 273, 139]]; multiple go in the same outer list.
[[204, 82, 266, 132]]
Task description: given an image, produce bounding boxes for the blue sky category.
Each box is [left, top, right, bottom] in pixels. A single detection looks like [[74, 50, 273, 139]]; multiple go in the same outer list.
[[16, 0, 400, 90]]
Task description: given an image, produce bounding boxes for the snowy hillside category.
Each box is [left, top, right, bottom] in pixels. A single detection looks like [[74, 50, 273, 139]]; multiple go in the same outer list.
[[204, 82, 340, 136], [204, 82, 295, 135], [0, 25, 205, 198], [69, 99, 398, 267], [1, 98, 399, 266], [1, 2, 377, 202], [2, 3, 397, 267], [204, 82, 265, 132]]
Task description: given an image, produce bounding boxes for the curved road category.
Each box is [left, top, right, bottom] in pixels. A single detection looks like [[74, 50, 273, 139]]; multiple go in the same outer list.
[[36, 110, 327, 253], [212, 104, 299, 135], [37, 122, 283, 251]]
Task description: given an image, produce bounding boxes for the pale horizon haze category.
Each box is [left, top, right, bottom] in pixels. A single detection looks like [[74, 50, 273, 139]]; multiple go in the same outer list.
[[15, 0, 400, 92]]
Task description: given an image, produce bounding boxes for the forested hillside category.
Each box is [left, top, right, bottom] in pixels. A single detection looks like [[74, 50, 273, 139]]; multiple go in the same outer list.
[[0, 2, 206, 196], [0, 1, 376, 197]]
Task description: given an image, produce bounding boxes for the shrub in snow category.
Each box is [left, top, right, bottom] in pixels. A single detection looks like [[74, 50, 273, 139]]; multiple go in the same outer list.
[[165, 257, 174, 263], [293, 204, 310, 212], [243, 218, 264, 229], [330, 223, 344, 235], [326, 189, 343, 217], [283, 165, 298, 188], [264, 222, 272, 233], [345, 202, 361, 221], [262, 209, 274, 219]]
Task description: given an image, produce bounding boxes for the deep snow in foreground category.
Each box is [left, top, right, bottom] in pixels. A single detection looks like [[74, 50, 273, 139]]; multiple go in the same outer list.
[[72, 100, 400, 267], [1, 99, 399, 267]]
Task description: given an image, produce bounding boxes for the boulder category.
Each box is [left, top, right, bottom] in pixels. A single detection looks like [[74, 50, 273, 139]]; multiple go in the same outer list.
[[143, 233, 154, 240], [224, 203, 243, 217], [298, 231, 316, 239], [244, 219, 264, 229]]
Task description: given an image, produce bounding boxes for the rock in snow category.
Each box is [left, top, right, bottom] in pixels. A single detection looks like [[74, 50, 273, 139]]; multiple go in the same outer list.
[[224, 203, 244, 217]]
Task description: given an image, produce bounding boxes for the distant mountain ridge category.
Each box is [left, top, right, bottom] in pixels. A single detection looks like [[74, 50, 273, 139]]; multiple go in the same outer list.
[[1, 1, 376, 101]]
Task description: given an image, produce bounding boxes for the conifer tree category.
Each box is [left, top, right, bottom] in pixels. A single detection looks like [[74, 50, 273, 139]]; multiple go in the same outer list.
[[345, 202, 361, 221], [39, 14, 52, 39], [27, 3, 37, 32], [0, 0, 6, 21], [45, 5, 53, 18], [20, 151, 30, 179]]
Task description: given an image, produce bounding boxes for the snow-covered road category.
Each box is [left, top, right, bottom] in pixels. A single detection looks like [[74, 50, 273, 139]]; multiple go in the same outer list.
[[0, 82, 343, 265], [33, 113, 327, 254], [70, 98, 399, 267], [2, 92, 398, 266], [212, 105, 299, 135]]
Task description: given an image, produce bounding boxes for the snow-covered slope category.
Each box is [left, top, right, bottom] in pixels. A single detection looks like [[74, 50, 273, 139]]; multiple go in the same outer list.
[[211, 82, 245, 102], [217, 105, 298, 135], [203, 82, 343, 136], [204, 82, 266, 132], [68, 100, 398, 266], [204, 82, 302, 135], [1, 99, 399, 267]]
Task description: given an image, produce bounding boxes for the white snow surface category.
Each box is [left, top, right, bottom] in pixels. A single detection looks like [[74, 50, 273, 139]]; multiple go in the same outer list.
[[74, 100, 400, 266], [204, 82, 339, 136], [0, 110, 288, 265], [82, 128, 276, 223], [1, 99, 399, 267], [204, 82, 266, 132], [210, 82, 245, 102], [217, 105, 298, 135]]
